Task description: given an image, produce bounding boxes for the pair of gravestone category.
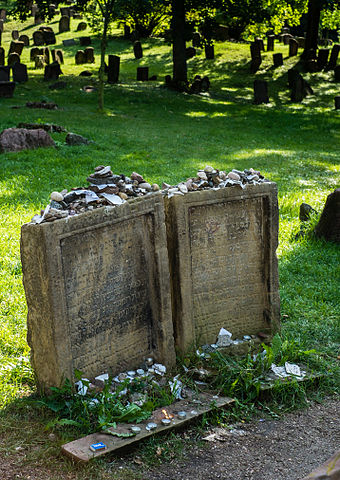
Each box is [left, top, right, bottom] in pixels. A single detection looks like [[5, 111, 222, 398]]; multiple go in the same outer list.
[[51, 49, 64, 64], [44, 61, 62, 81], [21, 183, 280, 392], [75, 48, 94, 64]]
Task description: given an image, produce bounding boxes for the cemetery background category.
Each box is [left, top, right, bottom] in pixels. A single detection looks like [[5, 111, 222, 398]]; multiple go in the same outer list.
[[0, 7, 339, 480]]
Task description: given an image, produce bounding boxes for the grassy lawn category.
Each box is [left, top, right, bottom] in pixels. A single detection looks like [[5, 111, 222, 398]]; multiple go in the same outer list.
[[0, 14, 339, 479]]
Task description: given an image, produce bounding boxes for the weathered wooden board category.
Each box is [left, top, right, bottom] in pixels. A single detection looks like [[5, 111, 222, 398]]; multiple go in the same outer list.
[[62, 392, 234, 462]]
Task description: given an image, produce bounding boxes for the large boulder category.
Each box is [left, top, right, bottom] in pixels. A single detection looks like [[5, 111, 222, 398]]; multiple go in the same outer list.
[[0, 128, 55, 153], [314, 188, 340, 243]]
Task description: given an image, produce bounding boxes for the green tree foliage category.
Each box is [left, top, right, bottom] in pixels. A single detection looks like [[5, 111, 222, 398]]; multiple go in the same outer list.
[[117, 0, 170, 37]]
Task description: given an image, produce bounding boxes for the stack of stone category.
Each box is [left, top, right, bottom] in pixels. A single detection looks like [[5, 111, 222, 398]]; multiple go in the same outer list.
[[162, 166, 268, 198], [30, 165, 160, 224]]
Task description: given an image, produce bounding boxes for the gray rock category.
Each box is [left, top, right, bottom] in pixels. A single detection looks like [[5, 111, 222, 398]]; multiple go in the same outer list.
[[66, 133, 90, 146]]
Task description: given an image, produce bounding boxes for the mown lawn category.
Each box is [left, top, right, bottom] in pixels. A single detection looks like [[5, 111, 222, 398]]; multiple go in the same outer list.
[[0, 14, 339, 479]]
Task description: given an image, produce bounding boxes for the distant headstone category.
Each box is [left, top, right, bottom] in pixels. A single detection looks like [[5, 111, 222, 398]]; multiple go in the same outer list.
[[164, 183, 280, 353], [288, 68, 299, 88], [18, 34, 29, 47], [84, 47, 94, 63], [314, 189, 340, 243], [255, 37, 264, 51], [107, 54, 119, 84], [20, 195, 175, 391], [205, 45, 214, 59], [186, 46, 196, 59], [34, 14, 42, 25], [75, 50, 86, 64], [42, 29, 56, 45], [62, 38, 76, 46], [51, 49, 64, 64], [33, 30, 44, 46], [0, 65, 10, 81], [44, 47, 50, 64], [123, 24, 130, 39], [60, 6, 71, 17], [289, 38, 298, 57], [192, 32, 201, 48], [335, 65, 340, 82], [283, 33, 293, 45], [317, 48, 329, 71], [35, 55, 45, 69], [9, 41, 24, 56], [296, 37, 305, 48], [267, 35, 275, 51], [79, 36, 91, 46], [133, 41, 143, 59], [0, 47, 4, 66], [214, 24, 229, 41], [31, 4, 38, 17], [12, 30, 19, 40], [250, 41, 261, 62], [326, 44, 339, 70], [76, 22, 87, 31], [0, 81, 15, 98], [12, 62, 28, 83], [253, 80, 269, 104], [290, 74, 305, 102], [44, 61, 62, 81], [273, 53, 283, 67], [59, 15, 70, 34], [30, 47, 43, 61], [8, 53, 20, 67], [137, 66, 148, 81]]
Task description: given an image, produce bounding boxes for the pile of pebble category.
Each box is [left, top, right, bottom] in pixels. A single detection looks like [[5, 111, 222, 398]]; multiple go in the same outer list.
[[30, 165, 268, 224], [30, 165, 160, 224], [162, 166, 267, 198]]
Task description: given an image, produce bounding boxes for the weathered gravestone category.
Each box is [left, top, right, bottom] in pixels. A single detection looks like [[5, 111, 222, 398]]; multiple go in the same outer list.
[[20, 194, 176, 391], [34, 14, 42, 25], [35, 55, 45, 69], [133, 41, 143, 59], [273, 53, 283, 67], [8, 53, 20, 67], [186, 47, 196, 59], [42, 29, 56, 45], [44, 61, 62, 81], [12, 30, 19, 40], [267, 35, 275, 52], [79, 36, 91, 46], [192, 32, 201, 48], [205, 45, 214, 59], [59, 15, 70, 33], [51, 48, 64, 64], [289, 38, 298, 57], [62, 38, 76, 46], [0, 19, 3, 34], [12, 62, 28, 82], [76, 21, 87, 31], [9, 41, 24, 56], [164, 183, 280, 352], [317, 48, 329, 70], [250, 42, 261, 73], [314, 189, 340, 243], [296, 37, 305, 48], [0, 65, 10, 81], [18, 34, 29, 47], [327, 44, 340, 70], [255, 37, 264, 51], [123, 24, 130, 39], [75, 49, 86, 64], [33, 30, 44, 46], [84, 47, 94, 63], [30, 46, 43, 61], [0, 47, 4, 66], [253, 79, 269, 104], [44, 47, 50, 64], [0, 81, 15, 97], [137, 66, 148, 81], [107, 54, 119, 83]]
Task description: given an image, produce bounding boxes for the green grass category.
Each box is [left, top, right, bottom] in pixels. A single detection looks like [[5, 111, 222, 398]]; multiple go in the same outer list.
[[0, 14, 339, 479]]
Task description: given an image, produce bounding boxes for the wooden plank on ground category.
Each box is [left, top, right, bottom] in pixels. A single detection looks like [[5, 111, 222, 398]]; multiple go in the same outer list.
[[62, 392, 234, 462]]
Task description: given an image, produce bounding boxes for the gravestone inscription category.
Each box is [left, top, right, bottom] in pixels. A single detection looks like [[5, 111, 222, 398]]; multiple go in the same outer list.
[[21, 194, 176, 391], [165, 183, 280, 352]]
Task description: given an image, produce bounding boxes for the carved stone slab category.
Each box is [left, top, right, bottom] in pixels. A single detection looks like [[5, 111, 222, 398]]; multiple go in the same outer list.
[[165, 183, 280, 352], [21, 194, 175, 391]]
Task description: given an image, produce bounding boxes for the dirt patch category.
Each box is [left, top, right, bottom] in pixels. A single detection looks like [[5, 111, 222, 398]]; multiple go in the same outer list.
[[144, 397, 340, 480]]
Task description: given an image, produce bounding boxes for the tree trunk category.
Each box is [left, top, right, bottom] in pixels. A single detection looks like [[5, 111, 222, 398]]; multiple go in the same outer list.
[[98, 15, 109, 111], [302, 0, 323, 59], [171, 0, 187, 83]]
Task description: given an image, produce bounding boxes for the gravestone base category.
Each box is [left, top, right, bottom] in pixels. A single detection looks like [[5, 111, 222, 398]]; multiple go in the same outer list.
[[21, 194, 175, 392]]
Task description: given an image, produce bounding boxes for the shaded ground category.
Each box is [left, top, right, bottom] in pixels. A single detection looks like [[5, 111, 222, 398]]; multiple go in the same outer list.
[[145, 397, 340, 480], [0, 398, 338, 480]]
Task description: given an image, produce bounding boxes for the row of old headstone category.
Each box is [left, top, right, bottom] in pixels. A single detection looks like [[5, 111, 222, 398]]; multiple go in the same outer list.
[[0, 63, 28, 83], [31, 47, 64, 68]]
